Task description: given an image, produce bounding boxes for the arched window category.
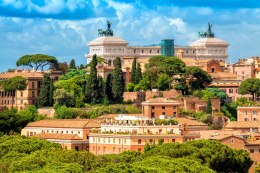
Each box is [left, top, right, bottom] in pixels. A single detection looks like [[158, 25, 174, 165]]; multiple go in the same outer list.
[[108, 60, 112, 66], [211, 68, 215, 73]]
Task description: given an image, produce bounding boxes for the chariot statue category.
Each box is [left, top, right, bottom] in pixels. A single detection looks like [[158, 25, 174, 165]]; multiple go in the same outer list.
[[198, 23, 215, 38], [97, 20, 113, 37]]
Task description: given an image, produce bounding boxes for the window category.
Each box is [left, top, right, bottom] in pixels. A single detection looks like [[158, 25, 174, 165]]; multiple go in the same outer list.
[[162, 106, 165, 109], [162, 112, 165, 115], [21, 91, 23, 97], [149, 139, 153, 144], [231, 138, 234, 143], [244, 118, 249, 121], [152, 106, 155, 109], [32, 82, 35, 89], [138, 139, 141, 144], [141, 50, 144, 53], [250, 149, 254, 153], [245, 111, 247, 115], [253, 111, 258, 115], [150, 49, 152, 53], [134, 49, 136, 53], [253, 118, 257, 121], [157, 50, 159, 53], [172, 139, 175, 142], [151, 112, 155, 118], [229, 89, 233, 93], [173, 106, 176, 109], [32, 91, 35, 98], [173, 112, 177, 117], [75, 146, 79, 151], [65, 146, 67, 149], [211, 68, 215, 73]]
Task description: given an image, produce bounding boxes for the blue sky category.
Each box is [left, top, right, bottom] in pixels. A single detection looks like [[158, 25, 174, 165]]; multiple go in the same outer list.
[[1, 0, 260, 71]]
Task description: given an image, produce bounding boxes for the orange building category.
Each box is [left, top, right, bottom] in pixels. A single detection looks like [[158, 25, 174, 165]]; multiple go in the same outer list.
[[88, 115, 201, 155], [0, 70, 62, 110], [237, 106, 260, 122], [224, 121, 260, 133], [210, 134, 260, 172], [141, 98, 181, 118], [21, 119, 103, 151]]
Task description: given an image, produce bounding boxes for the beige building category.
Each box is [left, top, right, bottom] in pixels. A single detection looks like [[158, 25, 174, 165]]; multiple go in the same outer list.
[[88, 114, 201, 155], [86, 22, 229, 79], [0, 70, 62, 110], [21, 119, 103, 151], [237, 106, 260, 122]]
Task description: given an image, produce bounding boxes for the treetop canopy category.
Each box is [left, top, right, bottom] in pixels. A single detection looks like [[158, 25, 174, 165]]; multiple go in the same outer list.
[[16, 54, 58, 71]]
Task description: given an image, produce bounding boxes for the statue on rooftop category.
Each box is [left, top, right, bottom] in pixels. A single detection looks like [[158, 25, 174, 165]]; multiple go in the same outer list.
[[198, 23, 215, 38], [98, 20, 113, 37]]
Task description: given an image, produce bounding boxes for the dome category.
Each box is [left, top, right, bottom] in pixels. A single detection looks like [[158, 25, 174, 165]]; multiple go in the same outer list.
[[189, 37, 228, 47], [88, 36, 128, 46]]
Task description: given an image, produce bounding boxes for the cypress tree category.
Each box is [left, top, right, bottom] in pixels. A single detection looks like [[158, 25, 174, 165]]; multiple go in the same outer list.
[[131, 57, 137, 84], [38, 73, 51, 107], [112, 57, 124, 102], [105, 73, 113, 102], [87, 54, 99, 103], [97, 76, 104, 101], [79, 64, 84, 70], [136, 62, 142, 84], [206, 97, 212, 114], [49, 79, 54, 106], [69, 59, 76, 69]]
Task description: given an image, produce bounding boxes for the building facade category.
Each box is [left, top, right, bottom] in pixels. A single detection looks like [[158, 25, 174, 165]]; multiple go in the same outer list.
[[237, 106, 260, 122], [0, 70, 62, 110]]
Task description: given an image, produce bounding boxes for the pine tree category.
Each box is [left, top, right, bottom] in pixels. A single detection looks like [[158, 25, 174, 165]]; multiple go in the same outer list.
[[87, 54, 99, 103], [112, 57, 124, 102], [69, 59, 76, 69], [136, 62, 142, 84], [79, 64, 84, 70], [49, 79, 54, 106], [38, 73, 51, 107], [131, 57, 137, 84], [105, 73, 113, 102], [206, 97, 212, 114]]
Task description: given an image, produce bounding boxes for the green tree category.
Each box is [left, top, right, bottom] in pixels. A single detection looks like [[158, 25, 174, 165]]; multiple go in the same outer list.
[[105, 73, 113, 102], [97, 76, 104, 101], [79, 64, 85, 70], [136, 62, 142, 84], [158, 139, 163, 145], [206, 98, 212, 114], [131, 57, 137, 84], [16, 54, 58, 71], [126, 83, 135, 92], [55, 105, 78, 119], [0, 76, 27, 108], [53, 88, 74, 106], [238, 78, 260, 101], [185, 66, 212, 91], [69, 59, 76, 69], [144, 143, 151, 153], [157, 74, 170, 91], [49, 79, 54, 106], [50, 61, 69, 73], [112, 57, 124, 102], [86, 54, 99, 103], [38, 73, 52, 107]]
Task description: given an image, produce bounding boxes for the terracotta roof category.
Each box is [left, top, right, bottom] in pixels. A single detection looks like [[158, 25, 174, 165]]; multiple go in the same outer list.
[[209, 72, 238, 80], [210, 134, 237, 140], [245, 140, 260, 145], [142, 98, 180, 104], [33, 133, 82, 140], [209, 83, 240, 87], [98, 114, 143, 119], [225, 121, 260, 129], [175, 117, 208, 126], [0, 71, 44, 79], [26, 119, 103, 129]]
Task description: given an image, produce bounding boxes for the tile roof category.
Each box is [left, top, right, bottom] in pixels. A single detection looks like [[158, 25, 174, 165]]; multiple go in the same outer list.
[[175, 117, 208, 126], [210, 134, 237, 140], [245, 140, 260, 145], [142, 97, 180, 104], [225, 121, 260, 129], [0, 71, 44, 79], [26, 119, 103, 129], [209, 72, 238, 80], [98, 114, 143, 119], [33, 133, 82, 140]]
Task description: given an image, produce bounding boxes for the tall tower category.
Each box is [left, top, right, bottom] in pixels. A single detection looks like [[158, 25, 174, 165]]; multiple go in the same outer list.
[[161, 39, 174, 57]]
